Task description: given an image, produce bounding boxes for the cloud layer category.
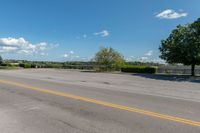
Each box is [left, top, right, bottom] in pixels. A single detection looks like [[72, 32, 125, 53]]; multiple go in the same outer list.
[[0, 37, 57, 55], [94, 30, 109, 37], [156, 9, 188, 19], [140, 50, 153, 61], [144, 50, 153, 56]]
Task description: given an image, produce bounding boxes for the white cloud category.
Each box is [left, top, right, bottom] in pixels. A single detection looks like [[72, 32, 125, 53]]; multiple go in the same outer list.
[[140, 56, 148, 61], [151, 59, 166, 64], [0, 37, 57, 55], [63, 50, 79, 60], [63, 54, 68, 58], [0, 46, 18, 53], [69, 51, 74, 54], [156, 9, 188, 19], [144, 50, 153, 56], [125, 56, 135, 62], [134, 51, 153, 62], [125, 56, 165, 64], [94, 30, 109, 37], [76, 34, 88, 39], [139, 57, 166, 63]]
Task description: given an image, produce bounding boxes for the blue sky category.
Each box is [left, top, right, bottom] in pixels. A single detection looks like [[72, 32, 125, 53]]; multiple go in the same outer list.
[[0, 0, 199, 62]]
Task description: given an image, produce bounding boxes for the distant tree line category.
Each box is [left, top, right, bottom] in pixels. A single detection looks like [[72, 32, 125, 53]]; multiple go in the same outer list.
[[0, 18, 200, 75], [0, 52, 159, 73], [0, 60, 96, 69]]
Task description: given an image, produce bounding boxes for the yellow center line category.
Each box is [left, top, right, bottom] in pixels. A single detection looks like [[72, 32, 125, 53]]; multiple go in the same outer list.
[[0, 79, 200, 127]]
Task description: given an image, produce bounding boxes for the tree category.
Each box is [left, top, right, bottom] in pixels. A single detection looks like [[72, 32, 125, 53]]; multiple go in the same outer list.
[[94, 47, 125, 71], [0, 55, 3, 65], [159, 18, 200, 76]]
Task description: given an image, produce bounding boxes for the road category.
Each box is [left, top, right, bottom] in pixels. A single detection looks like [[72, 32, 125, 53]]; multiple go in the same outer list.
[[0, 69, 200, 133]]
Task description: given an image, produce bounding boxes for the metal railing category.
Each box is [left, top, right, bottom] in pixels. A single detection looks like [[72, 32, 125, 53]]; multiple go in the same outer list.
[[157, 67, 200, 75]]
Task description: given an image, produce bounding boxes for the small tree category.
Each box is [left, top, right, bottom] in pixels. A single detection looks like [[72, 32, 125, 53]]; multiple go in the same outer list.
[[94, 47, 125, 71], [0, 55, 3, 65], [159, 18, 200, 76]]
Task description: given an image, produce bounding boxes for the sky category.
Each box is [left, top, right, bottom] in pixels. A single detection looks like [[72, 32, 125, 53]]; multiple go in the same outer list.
[[0, 0, 199, 62]]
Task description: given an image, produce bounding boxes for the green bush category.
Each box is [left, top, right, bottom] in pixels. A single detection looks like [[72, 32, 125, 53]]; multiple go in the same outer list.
[[19, 63, 25, 68], [24, 64, 31, 68], [19, 63, 31, 68], [94, 47, 125, 71], [121, 65, 156, 74], [0, 63, 10, 66]]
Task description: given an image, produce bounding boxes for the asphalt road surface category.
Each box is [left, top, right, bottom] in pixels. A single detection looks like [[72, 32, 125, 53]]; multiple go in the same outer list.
[[0, 69, 200, 133]]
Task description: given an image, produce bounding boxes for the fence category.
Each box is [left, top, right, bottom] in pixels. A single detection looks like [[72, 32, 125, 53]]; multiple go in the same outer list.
[[31, 63, 200, 75], [157, 66, 200, 75], [61, 65, 200, 75]]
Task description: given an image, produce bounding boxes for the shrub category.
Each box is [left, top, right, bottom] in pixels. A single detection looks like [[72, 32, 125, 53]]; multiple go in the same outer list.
[[121, 65, 156, 74], [0, 63, 14, 67], [31, 64, 36, 68], [24, 64, 31, 68], [19, 63, 31, 68], [94, 47, 125, 71], [19, 63, 25, 68], [1, 63, 9, 66]]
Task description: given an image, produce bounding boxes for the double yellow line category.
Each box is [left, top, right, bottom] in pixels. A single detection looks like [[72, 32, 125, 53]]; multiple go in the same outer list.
[[0, 79, 200, 127]]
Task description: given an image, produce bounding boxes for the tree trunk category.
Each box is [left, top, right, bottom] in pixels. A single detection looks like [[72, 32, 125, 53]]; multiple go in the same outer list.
[[191, 64, 195, 76]]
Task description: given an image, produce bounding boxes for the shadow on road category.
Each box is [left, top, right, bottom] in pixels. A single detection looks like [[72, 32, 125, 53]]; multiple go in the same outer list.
[[133, 73, 200, 83], [80, 70, 97, 73]]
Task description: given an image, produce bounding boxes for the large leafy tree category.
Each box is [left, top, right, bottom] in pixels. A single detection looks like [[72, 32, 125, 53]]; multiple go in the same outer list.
[[159, 18, 200, 76], [94, 47, 125, 71]]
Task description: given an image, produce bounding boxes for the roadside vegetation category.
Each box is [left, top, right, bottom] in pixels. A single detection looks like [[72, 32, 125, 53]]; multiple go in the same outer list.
[[121, 65, 156, 74], [0, 55, 199, 75], [94, 47, 125, 71], [160, 18, 200, 76], [1, 18, 200, 76], [0, 53, 159, 74]]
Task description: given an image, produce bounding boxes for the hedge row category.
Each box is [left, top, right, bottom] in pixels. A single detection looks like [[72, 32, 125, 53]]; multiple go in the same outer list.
[[121, 66, 156, 74]]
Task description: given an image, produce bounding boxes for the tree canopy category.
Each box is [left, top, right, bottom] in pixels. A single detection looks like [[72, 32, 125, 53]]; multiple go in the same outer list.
[[94, 47, 125, 71], [159, 18, 200, 76]]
